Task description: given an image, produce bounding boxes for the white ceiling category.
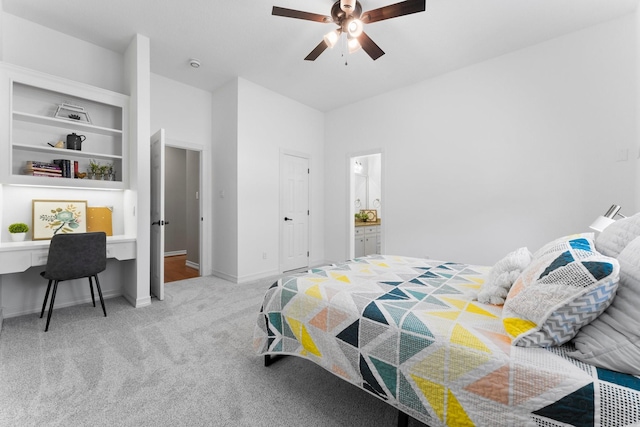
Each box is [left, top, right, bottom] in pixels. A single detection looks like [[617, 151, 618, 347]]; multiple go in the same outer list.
[[3, 0, 639, 111]]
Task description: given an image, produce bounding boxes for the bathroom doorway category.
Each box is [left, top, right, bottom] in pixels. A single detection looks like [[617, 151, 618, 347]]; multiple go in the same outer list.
[[350, 152, 383, 259]]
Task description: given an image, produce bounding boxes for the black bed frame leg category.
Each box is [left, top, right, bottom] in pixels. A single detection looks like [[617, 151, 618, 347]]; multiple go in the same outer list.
[[397, 410, 409, 427], [264, 354, 286, 367]]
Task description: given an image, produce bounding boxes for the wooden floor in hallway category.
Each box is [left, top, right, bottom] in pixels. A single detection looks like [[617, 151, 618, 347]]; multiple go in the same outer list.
[[164, 254, 200, 283]]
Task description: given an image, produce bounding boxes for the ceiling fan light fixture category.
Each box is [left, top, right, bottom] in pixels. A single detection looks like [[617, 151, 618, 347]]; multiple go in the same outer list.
[[323, 29, 340, 48], [347, 18, 363, 38], [340, 0, 356, 14], [347, 37, 361, 54]]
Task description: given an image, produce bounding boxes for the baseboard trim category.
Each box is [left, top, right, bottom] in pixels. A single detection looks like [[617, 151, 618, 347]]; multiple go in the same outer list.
[[185, 260, 199, 270], [123, 292, 151, 308], [165, 250, 187, 257], [211, 270, 237, 283]]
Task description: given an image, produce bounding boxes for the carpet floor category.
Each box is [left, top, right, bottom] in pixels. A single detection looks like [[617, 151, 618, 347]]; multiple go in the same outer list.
[[0, 275, 427, 427]]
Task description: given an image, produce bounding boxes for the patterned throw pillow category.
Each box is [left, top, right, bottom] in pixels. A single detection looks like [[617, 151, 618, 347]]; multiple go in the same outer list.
[[502, 242, 619, 347], [531, 233, 595, 260]]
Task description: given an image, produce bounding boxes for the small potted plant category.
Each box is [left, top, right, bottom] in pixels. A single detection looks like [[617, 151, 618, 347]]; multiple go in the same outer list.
[[8, 222, 29, 242], [88, 159, 101, 179], [99, 163, 112, 180], [355, 212, 369, 222]]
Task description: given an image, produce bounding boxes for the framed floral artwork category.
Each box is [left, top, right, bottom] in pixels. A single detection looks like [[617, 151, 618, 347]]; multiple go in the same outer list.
[[32, 200, 87, 240]]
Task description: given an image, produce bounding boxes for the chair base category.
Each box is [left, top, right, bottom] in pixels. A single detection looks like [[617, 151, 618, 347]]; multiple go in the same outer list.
[[40, 275, 107, 332]]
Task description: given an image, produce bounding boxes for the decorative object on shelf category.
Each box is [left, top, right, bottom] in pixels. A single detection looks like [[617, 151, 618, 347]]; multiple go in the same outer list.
[[54, 102, 91, 124], [32, 200, 87, 240], [99, 163, 113, 181], [66, 133, 85, 150], [355, 198, 361, 209], [373, 198, 381, 208], [47, 141, 65, 148], [362, 209, 377, 222], [24, 161, 62, 177], [355, 211, 369, 222], [8, 222, 29, 242], [88, 159, 101, 179]]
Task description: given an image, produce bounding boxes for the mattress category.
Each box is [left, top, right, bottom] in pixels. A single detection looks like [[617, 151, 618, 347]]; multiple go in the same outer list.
[[254, 255, 640, 426]]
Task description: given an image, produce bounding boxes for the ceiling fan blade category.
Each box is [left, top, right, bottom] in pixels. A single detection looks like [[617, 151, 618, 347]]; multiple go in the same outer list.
[[272, 6, 332, 23], [358, 32, 385, 60], [304, 40, 329, 61], [361, 0, 426, 24]]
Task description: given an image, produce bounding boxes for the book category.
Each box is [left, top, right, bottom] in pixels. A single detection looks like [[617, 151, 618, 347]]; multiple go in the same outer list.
[[25, 161, 62, 171], [52, 159, 72, 178], [24, 161, 62, 176]]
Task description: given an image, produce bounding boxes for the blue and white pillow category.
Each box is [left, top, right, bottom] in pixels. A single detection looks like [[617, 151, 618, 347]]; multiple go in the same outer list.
[[503, 238, 619, 347]]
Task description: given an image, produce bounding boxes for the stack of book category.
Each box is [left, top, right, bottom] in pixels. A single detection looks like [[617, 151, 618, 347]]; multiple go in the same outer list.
[[24, 161, 62, 177], [53, 159, 73, 178]]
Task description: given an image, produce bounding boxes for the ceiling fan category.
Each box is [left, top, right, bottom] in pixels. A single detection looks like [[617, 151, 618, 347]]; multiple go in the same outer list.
[[272, 0, 426, 61]]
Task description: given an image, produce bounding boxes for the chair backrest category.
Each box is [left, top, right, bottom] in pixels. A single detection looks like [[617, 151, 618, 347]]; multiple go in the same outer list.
[[43, 232, 107, 281]]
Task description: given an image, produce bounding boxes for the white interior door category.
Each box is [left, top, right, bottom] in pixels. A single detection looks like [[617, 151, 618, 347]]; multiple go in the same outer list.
[[281, 153, 309, 272], [150, 129, 165, 300]]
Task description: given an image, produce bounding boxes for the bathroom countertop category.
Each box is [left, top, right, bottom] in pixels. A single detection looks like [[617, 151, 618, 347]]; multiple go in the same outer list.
[[355, 220, 381, 227]]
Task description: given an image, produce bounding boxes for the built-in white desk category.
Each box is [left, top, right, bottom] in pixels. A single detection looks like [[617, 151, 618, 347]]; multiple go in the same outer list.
[[0, 235, 136, 274], [0, 235, 136, 331]]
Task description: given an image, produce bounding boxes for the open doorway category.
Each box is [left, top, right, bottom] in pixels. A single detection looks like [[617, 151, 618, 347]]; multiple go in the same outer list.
[[350, 152, 382, 259], [164, 146, 201, 282]]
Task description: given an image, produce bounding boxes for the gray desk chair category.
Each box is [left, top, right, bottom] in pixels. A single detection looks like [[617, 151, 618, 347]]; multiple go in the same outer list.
[[40, 232, 108, 331]]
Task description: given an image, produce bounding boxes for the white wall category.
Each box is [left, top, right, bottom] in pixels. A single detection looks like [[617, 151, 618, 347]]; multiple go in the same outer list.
[[150, 73, 212, 145], [211, 78, 325, 283], [236, 78, 325, 282], [164, 146, 187, 253], [212, 79, 239, 280], [2, 13, 125, 93], [325, 14, 638, 266]]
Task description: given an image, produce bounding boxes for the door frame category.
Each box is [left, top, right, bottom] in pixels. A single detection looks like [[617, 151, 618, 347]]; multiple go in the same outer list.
[[279, 149, 311, 274], [348, 149, 385, 259], [165, 138, 209, 277]]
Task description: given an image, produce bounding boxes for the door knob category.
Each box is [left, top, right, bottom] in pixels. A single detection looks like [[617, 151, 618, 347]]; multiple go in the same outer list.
[[284, 217, 293, 221]]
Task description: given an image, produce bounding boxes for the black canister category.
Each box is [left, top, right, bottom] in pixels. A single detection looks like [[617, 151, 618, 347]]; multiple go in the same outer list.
[[66, 133, 86, 150]]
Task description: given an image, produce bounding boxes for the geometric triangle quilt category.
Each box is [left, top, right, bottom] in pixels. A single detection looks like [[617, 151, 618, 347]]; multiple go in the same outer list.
[[254, 255, 640, 426]]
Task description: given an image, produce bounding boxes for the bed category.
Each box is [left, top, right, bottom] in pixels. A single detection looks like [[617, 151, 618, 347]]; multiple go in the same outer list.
[[253, 220, 640, 427]]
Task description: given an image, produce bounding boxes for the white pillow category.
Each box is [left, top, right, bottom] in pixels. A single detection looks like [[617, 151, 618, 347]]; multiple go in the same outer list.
[[595, 212, 640, 258], [477, 247, 532, 305], [570, 235, 640, 374]]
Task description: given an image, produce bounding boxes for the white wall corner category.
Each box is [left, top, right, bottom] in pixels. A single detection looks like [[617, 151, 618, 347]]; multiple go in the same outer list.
[[125, 33, 152, 306]]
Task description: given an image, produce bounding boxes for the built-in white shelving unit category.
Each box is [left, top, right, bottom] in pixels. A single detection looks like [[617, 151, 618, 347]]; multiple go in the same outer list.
[[1, 63, 129, 189]]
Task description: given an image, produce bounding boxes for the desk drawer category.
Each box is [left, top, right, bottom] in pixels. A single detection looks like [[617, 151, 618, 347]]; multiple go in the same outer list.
[[107, 241, 136, 260], [31, 250, 49, 267]]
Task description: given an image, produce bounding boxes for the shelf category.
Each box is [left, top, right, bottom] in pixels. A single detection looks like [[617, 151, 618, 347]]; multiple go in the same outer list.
[[13, 111, 123, 137], [12, 143, 123, 161], [6, 174, 124, 190]]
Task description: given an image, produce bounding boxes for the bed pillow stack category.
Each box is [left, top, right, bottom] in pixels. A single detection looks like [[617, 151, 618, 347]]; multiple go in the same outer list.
[[570, 213, 640, 375], [477, 247, 532, 305], [502, 234, 620, 347]]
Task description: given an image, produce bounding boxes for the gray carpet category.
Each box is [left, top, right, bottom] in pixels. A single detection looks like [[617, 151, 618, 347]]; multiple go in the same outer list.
[[0, 275, 428, 426]]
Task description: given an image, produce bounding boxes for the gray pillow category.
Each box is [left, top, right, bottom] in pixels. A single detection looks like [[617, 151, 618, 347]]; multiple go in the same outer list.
[[570, 235, 640, 374], [595, 211, 640, 258]]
